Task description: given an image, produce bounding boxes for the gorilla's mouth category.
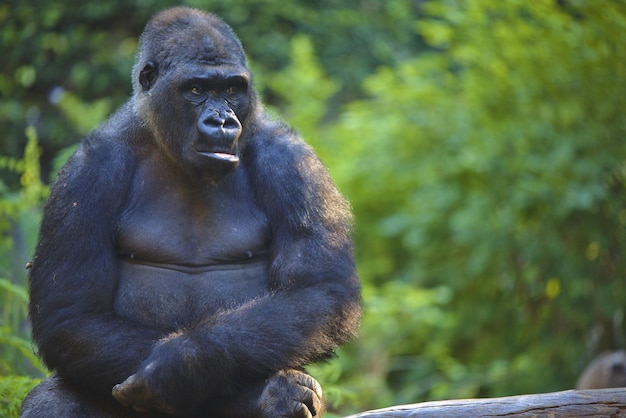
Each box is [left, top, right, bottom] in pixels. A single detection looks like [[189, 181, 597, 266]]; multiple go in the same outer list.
[[198, 151, 240, 165], [209, 152, 239, 163]]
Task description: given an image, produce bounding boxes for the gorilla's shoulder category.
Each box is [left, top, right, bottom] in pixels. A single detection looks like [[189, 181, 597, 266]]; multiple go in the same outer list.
[[57, 103, 140, 188], [75, 103, 142, 166], [93, 102, 144, 148], [245, 118, 316, 167]]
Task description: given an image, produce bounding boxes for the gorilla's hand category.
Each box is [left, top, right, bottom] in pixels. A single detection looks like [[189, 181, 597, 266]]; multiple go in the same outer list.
[[112, 371, 179, 416], [258, 369, 324, 418], [112, 336, 205, 416]]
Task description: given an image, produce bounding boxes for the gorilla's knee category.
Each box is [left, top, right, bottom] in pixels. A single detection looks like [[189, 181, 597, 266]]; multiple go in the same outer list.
[[21, 375, 142, 418]]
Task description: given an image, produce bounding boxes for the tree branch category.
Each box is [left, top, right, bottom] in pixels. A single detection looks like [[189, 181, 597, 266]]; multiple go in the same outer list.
[[345, 388, 626, 417]]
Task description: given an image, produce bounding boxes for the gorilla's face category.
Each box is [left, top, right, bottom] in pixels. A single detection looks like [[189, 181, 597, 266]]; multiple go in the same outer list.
[[173, 62, 251, 174], [133, 14, 254, 179]]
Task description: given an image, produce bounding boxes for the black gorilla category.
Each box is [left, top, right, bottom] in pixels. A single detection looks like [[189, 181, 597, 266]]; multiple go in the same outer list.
[[21, 7, 360, 418]]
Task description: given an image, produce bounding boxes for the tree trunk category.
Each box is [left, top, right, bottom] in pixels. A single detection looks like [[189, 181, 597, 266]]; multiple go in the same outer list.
[[344, 388, 626, 417]]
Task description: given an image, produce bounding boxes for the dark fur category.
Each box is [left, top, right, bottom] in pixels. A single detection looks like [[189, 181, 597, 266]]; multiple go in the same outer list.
[[22, 7, 360, 418], [576, 350, 626, 390]]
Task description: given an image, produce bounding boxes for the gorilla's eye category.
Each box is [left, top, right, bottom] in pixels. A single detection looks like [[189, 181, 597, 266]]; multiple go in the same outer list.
[[191, 86, 204, 95], [225, 86, 239, 95]]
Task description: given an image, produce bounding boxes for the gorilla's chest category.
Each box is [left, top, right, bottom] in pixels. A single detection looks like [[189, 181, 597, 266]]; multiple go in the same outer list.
[[116, 168, 270, 267], [113, 167, 272, 329]]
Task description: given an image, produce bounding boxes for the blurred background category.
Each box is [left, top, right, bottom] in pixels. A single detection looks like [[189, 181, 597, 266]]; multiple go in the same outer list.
[[1, 0, 626, 416]]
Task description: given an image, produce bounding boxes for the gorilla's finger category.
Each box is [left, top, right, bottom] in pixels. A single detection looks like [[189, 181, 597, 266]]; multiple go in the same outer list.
[[291, 401, 314, 418], [299, 386, 322, 417], [292, 371, 323, 400], [112, 374, 140, 406]]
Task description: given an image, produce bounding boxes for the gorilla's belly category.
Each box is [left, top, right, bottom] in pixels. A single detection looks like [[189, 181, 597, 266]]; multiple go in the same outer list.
[[114, 259, 270, 330]]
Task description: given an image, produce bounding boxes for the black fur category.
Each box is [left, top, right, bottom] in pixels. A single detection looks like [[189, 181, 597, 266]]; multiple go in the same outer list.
[[21, 7, 360, 418]]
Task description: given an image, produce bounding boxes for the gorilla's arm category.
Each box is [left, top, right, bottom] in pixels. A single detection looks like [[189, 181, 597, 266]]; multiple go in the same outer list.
[[116, 122, 361, 413], [29, 120, 162, 394]]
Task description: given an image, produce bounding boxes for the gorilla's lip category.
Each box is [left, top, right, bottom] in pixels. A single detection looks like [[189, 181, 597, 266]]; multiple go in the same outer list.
[[198, 151, 240, 164]]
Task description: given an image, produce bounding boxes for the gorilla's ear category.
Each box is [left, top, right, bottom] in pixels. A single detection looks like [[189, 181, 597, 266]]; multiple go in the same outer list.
[[139, 61, 158, 91]]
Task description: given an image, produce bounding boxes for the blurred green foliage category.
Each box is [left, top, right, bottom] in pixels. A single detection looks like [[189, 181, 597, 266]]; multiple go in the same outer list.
[[322, 0, 626, 412], [0, 127, 47, 376], [0, 0, 423, 185], [1, 0, 626, 416], [0, 376, 41, 418], [0, 127, 47, 417]]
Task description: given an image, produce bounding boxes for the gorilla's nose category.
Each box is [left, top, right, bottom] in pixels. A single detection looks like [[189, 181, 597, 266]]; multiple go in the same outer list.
[[198, 110, 242, 141]]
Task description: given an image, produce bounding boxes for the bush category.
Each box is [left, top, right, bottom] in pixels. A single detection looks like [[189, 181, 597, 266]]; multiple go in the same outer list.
[[324, 1, 626, 412]]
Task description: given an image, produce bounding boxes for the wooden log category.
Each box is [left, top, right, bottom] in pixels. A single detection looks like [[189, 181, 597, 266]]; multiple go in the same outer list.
[[344, 388, 626, 417]]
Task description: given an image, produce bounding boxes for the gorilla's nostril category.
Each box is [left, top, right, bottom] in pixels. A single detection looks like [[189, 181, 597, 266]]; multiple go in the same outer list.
[[223, 116, 241, 130], [202, 112, 241, 131]]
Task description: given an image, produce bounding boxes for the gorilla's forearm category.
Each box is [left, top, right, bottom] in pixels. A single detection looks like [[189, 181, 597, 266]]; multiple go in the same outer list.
[[203, 283, 359, 370], [36, 314, 162, 392], [141, 280, 360, 399]]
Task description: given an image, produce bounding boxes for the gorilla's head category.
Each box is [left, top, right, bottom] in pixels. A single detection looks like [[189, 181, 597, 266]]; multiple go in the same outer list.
[[132, 7, 258, 178]]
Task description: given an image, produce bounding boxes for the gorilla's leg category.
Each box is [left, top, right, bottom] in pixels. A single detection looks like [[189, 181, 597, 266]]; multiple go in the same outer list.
[[21, 375, 167, 418]]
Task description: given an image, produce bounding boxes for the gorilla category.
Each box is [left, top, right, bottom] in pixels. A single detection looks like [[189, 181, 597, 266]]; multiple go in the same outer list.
[[21, 7, 360, 418], [576, 350, 626, 390]]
